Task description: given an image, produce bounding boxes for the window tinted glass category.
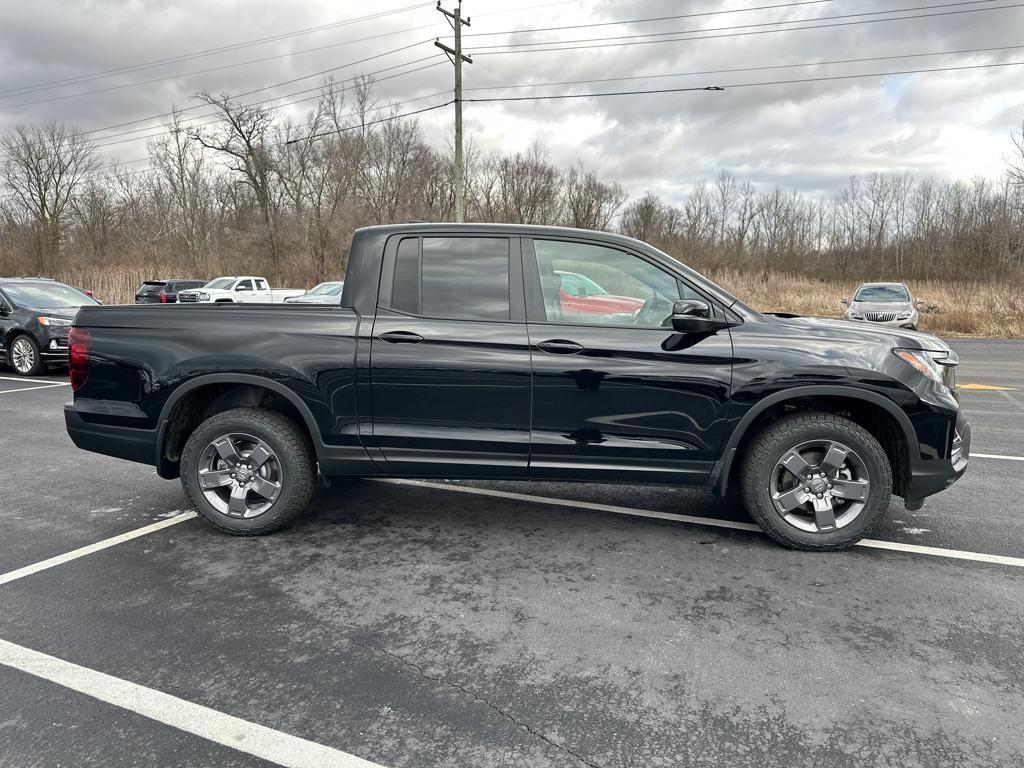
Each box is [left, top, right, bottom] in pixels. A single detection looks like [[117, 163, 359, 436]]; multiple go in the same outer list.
[[392, 238, 420, 313], [394, 237, 510, 321], [206, 278, 233, 289], [533, 240, 686, 328], [236, 279, 254, 291]]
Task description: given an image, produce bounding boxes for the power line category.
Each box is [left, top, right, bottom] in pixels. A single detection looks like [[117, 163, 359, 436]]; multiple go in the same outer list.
[[463, 43, 1024, 92], [461, 0, 842, 36], [0, 2, 434, 99], [0, 39, 436, 110], [0, 56, 447, 160], [289, 100, 454, 144], [470, 2, 1024, 55], [461, 59, 1024, 102]]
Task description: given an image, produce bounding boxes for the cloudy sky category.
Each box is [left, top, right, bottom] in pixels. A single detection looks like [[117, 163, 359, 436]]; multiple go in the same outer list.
[[1, 0, 1021, 203]]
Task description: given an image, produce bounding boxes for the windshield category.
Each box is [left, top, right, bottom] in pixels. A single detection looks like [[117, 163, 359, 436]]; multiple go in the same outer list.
[[204, 278, 235, 290], [1, 282, 98, 309], [308, 282, 344, 296], [855, 285, 909, 302]]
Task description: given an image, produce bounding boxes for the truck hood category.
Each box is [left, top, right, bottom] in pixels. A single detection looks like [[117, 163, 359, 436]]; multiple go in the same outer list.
[[763, 312, 951, 354]]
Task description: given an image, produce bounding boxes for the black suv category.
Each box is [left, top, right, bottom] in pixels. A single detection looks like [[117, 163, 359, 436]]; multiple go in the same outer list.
[[0, 278, 99, 375], [134, 279, 206, 304]]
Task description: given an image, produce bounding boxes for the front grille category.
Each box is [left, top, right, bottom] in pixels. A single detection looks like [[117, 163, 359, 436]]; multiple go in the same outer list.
[[178, 293, 199, 302], [866, 311, 899, 322]]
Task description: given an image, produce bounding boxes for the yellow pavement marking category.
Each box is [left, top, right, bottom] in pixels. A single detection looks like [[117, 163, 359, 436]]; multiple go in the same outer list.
[[958, 383, 1015, 391]]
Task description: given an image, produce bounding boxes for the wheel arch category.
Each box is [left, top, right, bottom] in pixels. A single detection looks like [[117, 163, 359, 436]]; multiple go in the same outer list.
[[155, 374, 322, 478], [711, 385, 918, 499]]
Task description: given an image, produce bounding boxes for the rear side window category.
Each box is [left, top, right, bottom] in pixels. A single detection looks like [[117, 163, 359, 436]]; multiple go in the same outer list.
[[255, 279, 268, 290], [392, 237, 510, 321]]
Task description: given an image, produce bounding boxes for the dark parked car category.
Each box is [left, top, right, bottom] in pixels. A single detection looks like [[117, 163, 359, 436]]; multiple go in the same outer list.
[[64, 224, 969, 551], [135, 279, 207, 304], [0, 278, 99, 375]]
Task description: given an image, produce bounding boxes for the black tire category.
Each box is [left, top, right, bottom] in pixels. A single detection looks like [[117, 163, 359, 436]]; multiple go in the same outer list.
[[739, 412, 892, 551], [180, 407, 316, 535], [8, 333, 44, 376]]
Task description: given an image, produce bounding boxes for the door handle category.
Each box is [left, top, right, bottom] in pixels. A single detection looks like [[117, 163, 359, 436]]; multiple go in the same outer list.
[[536, 339, 584, 354], [378, 330, 424, 344]]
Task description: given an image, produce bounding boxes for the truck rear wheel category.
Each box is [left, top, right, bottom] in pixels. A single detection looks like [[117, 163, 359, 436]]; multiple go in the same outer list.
[[180, 407, 315, 535], [739, 412, 892, 551]]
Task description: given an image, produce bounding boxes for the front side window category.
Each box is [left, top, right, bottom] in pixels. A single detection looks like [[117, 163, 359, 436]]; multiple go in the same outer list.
[[532, 239, 692, 328], [392, 237, 511, 321], [236, 279, 254, 291]]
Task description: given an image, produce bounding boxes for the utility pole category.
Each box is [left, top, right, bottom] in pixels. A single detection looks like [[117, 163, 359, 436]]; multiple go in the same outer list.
[[435, 2, 471, 222]]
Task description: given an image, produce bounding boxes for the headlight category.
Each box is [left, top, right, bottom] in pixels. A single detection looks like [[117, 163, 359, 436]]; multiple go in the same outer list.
[[847, 310, 864, 320], [894, 348, 955, 387], [897, 311, 913, 320], [38, 316, 72, 327]]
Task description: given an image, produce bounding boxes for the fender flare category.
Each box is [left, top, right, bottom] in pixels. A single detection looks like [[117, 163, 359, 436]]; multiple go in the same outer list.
[[155, 373, 324, 476], [709, 385, 919, 496]]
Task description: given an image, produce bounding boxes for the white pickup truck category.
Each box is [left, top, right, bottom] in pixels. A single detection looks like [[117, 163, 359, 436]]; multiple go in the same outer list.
[[177, 277, 306, 304]]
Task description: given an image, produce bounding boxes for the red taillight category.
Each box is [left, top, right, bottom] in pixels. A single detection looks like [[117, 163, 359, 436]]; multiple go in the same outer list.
[[160, 293, 168, 303], [68, 327, 91, 392]]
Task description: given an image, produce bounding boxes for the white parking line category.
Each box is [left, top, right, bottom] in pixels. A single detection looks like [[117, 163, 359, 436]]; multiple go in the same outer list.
[[384, 480, 1024, 569], [973, 452, 1024, 462], [0, 513, 197, 586], [0, 638, 386, 768], [0, 382, 70, 395], [0, 375, 69, 383]]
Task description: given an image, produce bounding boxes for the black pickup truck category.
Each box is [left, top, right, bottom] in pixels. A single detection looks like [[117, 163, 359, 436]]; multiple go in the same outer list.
[[64, 224, 969, 550]]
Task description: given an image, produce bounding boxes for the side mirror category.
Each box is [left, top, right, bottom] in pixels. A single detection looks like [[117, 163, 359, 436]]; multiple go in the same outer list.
[[671, 299, 727, 334], [236, 285, 247, 292], [576, 285, 588, 298], [841, 299, 849, 307], [914, 298, 924, 307], [0, 304, 9, 316]]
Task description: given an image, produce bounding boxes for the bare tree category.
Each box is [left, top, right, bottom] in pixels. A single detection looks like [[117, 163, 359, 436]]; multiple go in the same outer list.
[[561, 163, 627, 231], [1, 121, 98, 272], [149, 110, 214, 268], [191, 93, 281, 274]]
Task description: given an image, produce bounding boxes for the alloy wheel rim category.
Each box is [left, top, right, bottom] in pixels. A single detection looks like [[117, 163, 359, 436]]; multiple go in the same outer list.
[[12, 338, 34, 373], [769, 439, 871, 533], [197, 432, 283, 518]]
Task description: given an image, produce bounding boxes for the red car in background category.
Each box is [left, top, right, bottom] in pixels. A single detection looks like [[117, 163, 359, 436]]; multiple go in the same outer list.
[[555, 270, 645, 317]]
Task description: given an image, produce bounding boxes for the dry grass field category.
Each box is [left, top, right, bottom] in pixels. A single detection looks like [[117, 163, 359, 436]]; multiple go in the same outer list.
[[57, 267, 1024, 339], [711, 271, 1024, 338]]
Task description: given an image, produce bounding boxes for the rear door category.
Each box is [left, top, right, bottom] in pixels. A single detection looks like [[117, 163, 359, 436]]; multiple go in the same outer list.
[[368, 234, 531, 477], [524, 236, 734, 483]]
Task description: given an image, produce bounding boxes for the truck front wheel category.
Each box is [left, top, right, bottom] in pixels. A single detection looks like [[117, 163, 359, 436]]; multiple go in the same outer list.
[[739, 412, 892, 551], [180, 407, 315, 535]]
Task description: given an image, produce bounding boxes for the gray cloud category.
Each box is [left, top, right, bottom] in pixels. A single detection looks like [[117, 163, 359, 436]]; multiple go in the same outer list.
[[1, 0, 1021, 204]]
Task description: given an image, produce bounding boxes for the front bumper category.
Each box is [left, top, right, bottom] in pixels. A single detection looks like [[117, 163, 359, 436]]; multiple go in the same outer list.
[[906, 412, 970, 500], [40, 331, 69, 363]]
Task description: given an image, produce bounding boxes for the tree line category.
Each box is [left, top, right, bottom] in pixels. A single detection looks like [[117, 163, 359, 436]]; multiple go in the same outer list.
[[2, 78, 1022, 289]]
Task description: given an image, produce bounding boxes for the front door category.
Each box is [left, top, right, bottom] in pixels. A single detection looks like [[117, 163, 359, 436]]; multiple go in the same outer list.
[[524, 236, 734, 483], [369, 234, 531, 477]]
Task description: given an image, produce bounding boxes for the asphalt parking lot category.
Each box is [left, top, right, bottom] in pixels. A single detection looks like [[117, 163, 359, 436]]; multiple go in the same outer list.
[[1, 338, 1023, 768]]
